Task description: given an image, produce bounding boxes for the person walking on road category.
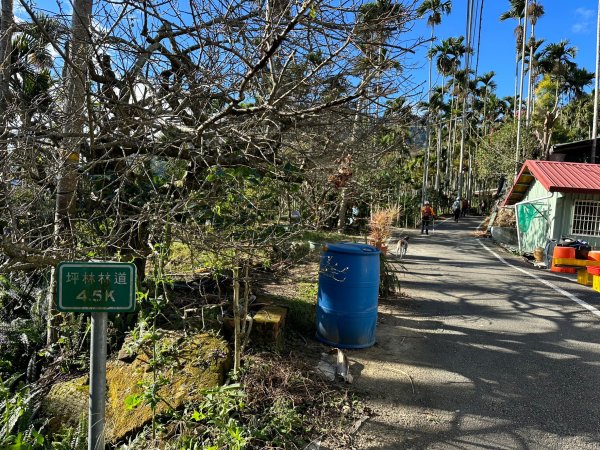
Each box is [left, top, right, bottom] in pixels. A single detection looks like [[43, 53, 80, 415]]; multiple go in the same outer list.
[[421, 201, 435, 235], [452, 197, 461, 222], [461, 198, 469, 217]]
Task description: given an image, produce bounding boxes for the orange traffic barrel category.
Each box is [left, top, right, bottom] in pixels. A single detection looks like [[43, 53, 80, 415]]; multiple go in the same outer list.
[[587, 266, 600, 276], [551, 246, 576, 273], [588, 251, 600, 261], [588, 266, 600, 292]]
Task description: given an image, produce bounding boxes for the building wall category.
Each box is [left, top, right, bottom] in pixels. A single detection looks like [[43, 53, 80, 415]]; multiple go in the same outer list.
[[517, 180, 554, 253], [553, 192, 600, 249], [517, 182, 600, 252]]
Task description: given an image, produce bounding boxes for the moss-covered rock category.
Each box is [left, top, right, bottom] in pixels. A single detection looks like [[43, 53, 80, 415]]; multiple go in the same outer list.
[[41, 376, 89, 433], [41, 330, 231, 443]]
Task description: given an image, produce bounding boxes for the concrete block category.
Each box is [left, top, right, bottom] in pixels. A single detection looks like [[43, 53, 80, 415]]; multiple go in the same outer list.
[[491, 226, 518, 246]]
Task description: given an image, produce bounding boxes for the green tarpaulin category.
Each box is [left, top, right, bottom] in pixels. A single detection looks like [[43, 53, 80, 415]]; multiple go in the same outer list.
[[517, 203, 540, 233]]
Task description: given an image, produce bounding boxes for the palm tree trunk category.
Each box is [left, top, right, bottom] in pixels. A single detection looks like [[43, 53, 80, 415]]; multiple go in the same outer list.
[[446, 76, 456, 193], [531, 65, 537, 119], [422, 25, 435, 203], [515, 0, 529, 176], [434, 124, 442, 190], [47, 0, 93, 344], [482, 86, 489, 136], [445, 117, 452, 188], [423, 130, 431, 202], [436, 74, 446, 190], [513, 18, 522, 120], [526, 22, 535, 126], [451, 117, 458, 190]]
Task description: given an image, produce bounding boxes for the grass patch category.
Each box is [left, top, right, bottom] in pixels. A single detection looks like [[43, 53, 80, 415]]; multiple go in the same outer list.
[[299, 230, 363, 244], [262, 281, 318, 336], [162, 241, 195, 275], [285, 282, 317, 335]]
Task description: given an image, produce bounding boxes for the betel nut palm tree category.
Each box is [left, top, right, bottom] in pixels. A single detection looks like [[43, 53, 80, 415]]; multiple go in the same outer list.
[[500, 0, 526, 120], [417, 0, 451, 201], [428, 36, 465, 192], [445, 36, 466, 192], [424, 86, 448, 190], [535, 40, 577, 159], [538, 40, 577, 101], [427, 37, 456, 83], [477, 71, 496, 135], [525, 0, 544, 124], [523, 37, 545, 121]]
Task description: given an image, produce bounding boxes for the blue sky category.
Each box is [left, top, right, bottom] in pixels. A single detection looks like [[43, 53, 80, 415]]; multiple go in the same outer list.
[[410, 0, 600, 99]]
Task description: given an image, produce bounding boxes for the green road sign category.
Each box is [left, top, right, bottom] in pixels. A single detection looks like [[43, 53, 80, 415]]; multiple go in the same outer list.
[[57, 262, 137, 313]]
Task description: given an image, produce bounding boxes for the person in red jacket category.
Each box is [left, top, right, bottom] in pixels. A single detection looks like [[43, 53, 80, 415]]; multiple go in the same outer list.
[[421, 201, 435, 235]]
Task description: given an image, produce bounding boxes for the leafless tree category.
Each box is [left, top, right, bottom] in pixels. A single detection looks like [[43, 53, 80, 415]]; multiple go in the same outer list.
[[0, 0, 424, 340]]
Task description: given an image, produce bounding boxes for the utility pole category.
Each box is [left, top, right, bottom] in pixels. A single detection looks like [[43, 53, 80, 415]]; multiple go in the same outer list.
[[422, 14, 435, 205], [592, 0, 600, 163], [458, 0, 475, 200]]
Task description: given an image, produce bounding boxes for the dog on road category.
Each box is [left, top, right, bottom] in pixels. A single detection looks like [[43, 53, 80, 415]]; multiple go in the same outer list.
[[391, 235, 409, 258]]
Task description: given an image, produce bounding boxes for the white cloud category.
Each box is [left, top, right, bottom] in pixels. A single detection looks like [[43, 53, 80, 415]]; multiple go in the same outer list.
[[576, 7, 594, 19], [572, 7, 594, 34]]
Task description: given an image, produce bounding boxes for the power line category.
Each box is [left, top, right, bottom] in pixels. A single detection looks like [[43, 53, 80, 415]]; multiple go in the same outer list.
[[458, 0, 477, 199], [474, 0, 485, 79]]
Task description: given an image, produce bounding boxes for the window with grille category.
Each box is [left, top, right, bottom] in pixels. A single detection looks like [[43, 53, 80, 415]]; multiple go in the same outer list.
[[571, 200, 600, 236]]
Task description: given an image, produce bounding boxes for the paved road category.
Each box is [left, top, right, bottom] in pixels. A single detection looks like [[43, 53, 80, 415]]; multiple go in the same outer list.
[[352, 215, 600, 450]]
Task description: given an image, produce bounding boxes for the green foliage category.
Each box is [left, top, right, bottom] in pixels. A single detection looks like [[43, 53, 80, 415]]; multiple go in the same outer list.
[[0, 376, 86, 450], [155, 354, 365, 449], [49, 423, 87, 450], [259, 397, 303, 440], [184, 384, 248, 449], [133, 239, 178, 439], [265, 282, 318, 336], [161, 241, 194, 275], [475, 122, 539, 180], [558, 93, 594, 142], [201, 165, 283, 234], [297, 282, 318, 303], [0, 276, 46, 379], [380, 254, 402, 298], [198, 249, 236, 273], [9, 13, 58, 113], [0, 375, 45, 450], [299, 230, 357, 243], [41, 314, 90, 374], [535, 74, 559, 112]]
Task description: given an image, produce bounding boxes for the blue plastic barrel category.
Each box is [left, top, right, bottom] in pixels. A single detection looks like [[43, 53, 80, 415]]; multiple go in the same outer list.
[[316, 242, 380, 349]]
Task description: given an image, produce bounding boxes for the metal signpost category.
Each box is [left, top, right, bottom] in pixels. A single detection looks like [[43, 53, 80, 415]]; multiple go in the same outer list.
[[56, 262, 137, 450]]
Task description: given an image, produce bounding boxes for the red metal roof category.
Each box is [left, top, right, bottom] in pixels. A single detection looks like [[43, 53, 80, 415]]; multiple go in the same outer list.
[[504, 160, 600, 205]]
